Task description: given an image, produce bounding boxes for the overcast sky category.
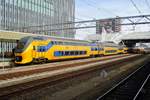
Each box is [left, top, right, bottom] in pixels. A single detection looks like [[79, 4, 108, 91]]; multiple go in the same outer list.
[[75, 0, 150, 44], [76, 0, 150, 20]]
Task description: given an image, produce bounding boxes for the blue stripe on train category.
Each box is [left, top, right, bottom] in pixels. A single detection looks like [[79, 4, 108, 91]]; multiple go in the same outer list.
[[37, 42, 53, 52]]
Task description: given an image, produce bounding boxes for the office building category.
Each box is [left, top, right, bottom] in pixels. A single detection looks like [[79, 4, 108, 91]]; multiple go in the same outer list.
[[0, 0, 75, 38], [96, 18, 121, 34]]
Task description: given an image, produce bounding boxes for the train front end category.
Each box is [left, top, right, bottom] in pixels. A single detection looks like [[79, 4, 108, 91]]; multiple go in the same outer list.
[[14, 36, 33, 64]]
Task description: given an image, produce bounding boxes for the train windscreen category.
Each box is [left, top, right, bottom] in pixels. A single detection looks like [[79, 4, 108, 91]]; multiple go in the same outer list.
[[17, 37, 28, 49], [15, 36, 32, 53]]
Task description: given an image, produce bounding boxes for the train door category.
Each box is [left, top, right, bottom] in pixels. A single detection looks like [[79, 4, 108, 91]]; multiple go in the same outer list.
[[32, 45, 37, 59]]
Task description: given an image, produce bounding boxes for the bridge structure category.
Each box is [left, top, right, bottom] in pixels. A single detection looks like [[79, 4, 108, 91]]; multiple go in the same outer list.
[[120, 32, 150, 47]]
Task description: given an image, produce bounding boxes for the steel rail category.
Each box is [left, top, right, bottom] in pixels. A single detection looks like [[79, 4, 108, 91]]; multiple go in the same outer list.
[[133, 74, 150, 100], [96, 62, 149, 100]]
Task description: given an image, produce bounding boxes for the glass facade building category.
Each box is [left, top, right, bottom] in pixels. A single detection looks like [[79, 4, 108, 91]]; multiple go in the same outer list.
[[0, 0, 75, 38]]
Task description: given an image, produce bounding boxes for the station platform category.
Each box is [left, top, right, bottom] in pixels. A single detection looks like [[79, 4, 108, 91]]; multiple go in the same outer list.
[[0, 58, 12, 62], [0, 58, 12, 68]]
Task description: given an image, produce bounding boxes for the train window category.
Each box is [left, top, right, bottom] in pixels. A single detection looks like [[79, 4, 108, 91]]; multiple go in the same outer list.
[[61, 51, 64, 56], [70, 42, 73, 45], [51, 41, 54, 44], [73, 43, 75, 45], [64, 42, 66, 45], [59, 41, 63, 45], [0, 42, 1, 53], [83, 51, 87, 54], [59, 51, 62, 56], [92, 48, 95, 51], [63, 42, 66, 45], [65, 51, 69, 55], [70, 51, 74, 55], [99, 48, 103, 50], [53, 41, 56, 44], [80, 51, 83, 55], [54, 41, 57, 45], [66, 42, 69, 45], [95, 48, 97, 51], [75, 51, 78, 55], [33, 46, 36, 50], [42, 46, 46, 51], [68, 43, 70, 45], [67, 42, 70, 45], [56, 41, 59, 45], [58, 51, 61, 54]]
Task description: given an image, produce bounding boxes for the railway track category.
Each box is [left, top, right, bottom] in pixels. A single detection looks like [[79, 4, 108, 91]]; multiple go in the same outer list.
[[0, 54, 130, 80], [0, 54, 141, 99], [134, 72, 150, 100], [97, 60, 150, 100]]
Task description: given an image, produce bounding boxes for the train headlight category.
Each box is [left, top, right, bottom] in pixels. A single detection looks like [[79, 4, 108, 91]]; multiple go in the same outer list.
[[15, 56, 22, 62]]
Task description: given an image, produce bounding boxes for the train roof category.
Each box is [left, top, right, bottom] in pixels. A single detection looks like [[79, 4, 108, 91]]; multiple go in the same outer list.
[[98, 41, 121, 47], [28, 35, 90, 44]]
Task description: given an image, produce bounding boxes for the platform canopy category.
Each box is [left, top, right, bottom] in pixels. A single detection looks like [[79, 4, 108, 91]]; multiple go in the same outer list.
[[0, 30, 88, 42], [0, 30, 34, 40], [121, 32, 150, 40]]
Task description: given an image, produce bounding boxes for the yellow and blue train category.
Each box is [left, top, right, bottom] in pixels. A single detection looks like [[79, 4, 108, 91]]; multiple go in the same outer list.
[[14, 36, 128, 64]]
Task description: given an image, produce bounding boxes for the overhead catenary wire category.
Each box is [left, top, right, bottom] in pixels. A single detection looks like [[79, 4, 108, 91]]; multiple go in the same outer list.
[[8, 14, 150, 31], [130, 0, 142, 14], [84, 0, 118, 17], [76, 0, 97, 20], [145, 0, 150, 10]]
